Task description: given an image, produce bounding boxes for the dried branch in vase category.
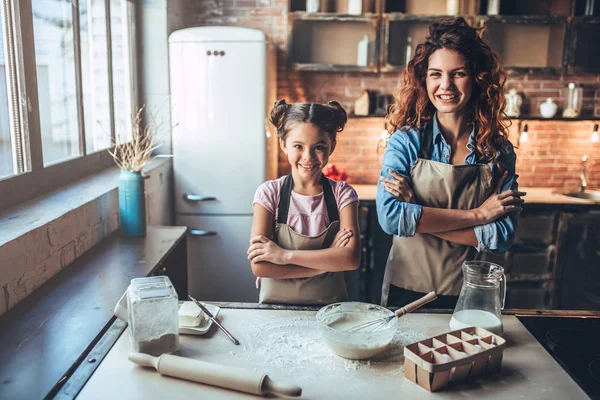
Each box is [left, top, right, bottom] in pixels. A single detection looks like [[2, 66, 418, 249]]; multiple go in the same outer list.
[[108, 105, 163, 172]]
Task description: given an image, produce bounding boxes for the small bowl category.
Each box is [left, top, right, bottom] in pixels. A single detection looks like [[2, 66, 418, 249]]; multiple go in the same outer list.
[[316, 302, 397, 360]]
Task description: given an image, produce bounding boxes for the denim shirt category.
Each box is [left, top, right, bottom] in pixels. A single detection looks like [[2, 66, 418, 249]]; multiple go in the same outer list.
[[376, 116, 519, 253]]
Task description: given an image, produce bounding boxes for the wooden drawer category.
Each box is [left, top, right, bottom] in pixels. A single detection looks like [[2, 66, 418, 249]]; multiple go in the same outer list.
[[515, 211, 558, 245], [508, 246, 556, 276], [506, 281, 553, 309]]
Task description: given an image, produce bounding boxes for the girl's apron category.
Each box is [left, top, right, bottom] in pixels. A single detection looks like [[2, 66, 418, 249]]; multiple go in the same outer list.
[[381, 122, 494, 306], [259, 174, 349, 305]]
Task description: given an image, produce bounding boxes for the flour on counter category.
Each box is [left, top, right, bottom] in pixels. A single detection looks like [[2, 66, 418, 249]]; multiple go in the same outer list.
[[232, 315, 428, 379]]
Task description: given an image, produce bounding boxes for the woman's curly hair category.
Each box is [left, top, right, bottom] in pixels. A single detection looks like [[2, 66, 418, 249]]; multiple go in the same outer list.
[[386, 17, 509, 163], [269, 99, 347, 145]]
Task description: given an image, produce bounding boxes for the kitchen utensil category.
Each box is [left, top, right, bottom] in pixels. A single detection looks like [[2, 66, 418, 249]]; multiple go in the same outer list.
[[346, 291, 437, 332], [450, 261, 505, 336], [129, 352, 302, 397], [404, 326, 506, 392], [128, 276, 180, 356], [188, 295, 240, 345], [315, 302, 397, 360]]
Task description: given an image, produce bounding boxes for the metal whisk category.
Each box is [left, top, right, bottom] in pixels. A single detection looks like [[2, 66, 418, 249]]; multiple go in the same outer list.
[[346, 291, 437, 333]]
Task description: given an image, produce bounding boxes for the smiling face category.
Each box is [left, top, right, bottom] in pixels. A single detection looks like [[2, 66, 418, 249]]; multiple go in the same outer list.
[[425, 48, 473, 116], [280, 122, 334, 183]]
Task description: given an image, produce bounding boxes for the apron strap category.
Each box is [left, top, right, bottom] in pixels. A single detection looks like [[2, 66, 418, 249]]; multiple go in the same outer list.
[[321, 174, 339, 223], [276, 174, 339, 224], [418, 120, 434, 160], [277, 174, 294, 224]]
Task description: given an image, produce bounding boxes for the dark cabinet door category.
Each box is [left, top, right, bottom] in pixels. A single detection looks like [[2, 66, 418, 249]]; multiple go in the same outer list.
[[569, 18, 600, 72], [557, 212, 600, 309]]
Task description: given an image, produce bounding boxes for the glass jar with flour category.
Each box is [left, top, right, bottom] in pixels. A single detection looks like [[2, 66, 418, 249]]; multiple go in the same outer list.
[[127, 276, 180, 356]]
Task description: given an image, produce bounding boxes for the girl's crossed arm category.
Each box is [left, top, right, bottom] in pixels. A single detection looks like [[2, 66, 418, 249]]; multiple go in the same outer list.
[[248, 203, 361, 278]]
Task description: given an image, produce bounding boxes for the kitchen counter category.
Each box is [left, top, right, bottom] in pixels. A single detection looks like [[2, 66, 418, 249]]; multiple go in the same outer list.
[[0, 226, 187, 400], [77, 309, 588, 399], [353, 184, 600, 207]]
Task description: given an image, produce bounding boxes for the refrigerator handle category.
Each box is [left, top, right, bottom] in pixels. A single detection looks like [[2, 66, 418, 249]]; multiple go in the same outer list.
[[189, 229, 218, 237], [184, 194, 217, 202]]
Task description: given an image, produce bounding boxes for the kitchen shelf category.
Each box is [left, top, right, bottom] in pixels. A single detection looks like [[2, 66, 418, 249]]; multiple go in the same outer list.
[[346, 115, 600, 120], [567, 17, 600, 73], [480, 15, 569, 72], [288, 13, 379, 72], [289, 0, 378, 13], [381, 15, 448, 72], [287, 1, 600, 73], [510, 115, 600, 120], [497, 0, 573, 16]]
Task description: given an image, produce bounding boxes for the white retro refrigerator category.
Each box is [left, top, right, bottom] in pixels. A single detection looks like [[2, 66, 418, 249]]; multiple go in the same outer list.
[[169, 27, 277, 302]]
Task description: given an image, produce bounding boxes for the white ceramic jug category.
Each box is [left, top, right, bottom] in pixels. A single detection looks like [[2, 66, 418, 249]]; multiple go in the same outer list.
[[540, 98, 558, 118]]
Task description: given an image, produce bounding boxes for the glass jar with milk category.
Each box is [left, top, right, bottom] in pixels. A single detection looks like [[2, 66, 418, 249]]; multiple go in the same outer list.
[[450, 261, 506, 336]]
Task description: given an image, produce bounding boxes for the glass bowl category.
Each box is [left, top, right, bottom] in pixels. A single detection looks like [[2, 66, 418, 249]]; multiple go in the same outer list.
[[315, 302, 397, 360]]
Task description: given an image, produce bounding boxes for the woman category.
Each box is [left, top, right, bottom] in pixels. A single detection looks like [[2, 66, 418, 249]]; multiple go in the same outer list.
[[376, 18, 525, 308]]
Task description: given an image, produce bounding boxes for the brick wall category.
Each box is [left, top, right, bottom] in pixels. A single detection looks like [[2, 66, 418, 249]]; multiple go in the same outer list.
[[182, 0, 600, 189], [0, 159, 173, 316]]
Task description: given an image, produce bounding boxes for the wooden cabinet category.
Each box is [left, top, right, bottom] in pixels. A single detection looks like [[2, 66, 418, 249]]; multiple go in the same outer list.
[[381, 15, 439, 72], [476, 210, 562, 309], [354, 201, 600, 309], [555, 210, 600, 309], [480, 16, 568, 72], [288, 13, 379, 72], [287, 0, 600, 73], [568, 17, 600, 72]]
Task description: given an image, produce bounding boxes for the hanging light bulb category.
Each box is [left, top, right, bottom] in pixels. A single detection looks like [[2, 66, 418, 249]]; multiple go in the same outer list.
[[519, 124, 529, 145], [591, 124, 599, 143]]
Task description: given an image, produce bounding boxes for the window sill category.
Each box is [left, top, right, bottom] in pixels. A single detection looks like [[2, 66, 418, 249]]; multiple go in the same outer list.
[[0, 157, 173, 315], [0, 157, 170, 247]]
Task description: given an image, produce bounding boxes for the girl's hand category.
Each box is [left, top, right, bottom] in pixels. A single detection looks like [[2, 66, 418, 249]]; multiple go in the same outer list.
[[380, 169, 416, 203], [330, 228, 353, 248], [476, 172, 526, 224], [247, 235, 288, 265]]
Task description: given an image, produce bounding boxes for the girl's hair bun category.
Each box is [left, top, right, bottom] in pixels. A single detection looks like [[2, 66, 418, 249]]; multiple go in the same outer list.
[[269, 99, 291, 130], [326, 101, 348, 132]]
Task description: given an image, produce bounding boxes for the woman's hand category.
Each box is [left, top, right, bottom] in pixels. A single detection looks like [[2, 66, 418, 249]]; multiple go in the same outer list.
[[476, 172, 526, 224], [247, 235, 288, 265], [330, 228, 353, 248], [380, 169, 416, 203]]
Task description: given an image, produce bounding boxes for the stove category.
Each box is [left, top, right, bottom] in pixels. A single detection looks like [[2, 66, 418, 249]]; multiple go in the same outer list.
[[518, 316, 600, 398]]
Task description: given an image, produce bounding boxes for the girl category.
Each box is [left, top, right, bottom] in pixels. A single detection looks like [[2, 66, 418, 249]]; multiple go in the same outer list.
[[247, 100, 361, 305], [377, 18, 526, 308]]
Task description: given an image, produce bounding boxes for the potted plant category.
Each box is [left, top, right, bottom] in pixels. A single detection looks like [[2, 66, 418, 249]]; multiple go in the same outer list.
[[109, 106, 161, 236]]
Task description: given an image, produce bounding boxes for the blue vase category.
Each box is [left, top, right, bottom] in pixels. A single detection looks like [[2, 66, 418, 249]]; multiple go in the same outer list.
[[118, 170, 146, 236]]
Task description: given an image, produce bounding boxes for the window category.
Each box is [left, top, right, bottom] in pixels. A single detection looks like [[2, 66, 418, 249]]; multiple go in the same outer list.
[[0, 0, 137, 212], [80, 0, 111, 153], [0, 5, 16, 179], [33, 0, 80, 165], [110, 0, 133, 144]]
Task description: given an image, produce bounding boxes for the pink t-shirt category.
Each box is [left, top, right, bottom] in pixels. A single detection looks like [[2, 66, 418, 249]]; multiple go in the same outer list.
[[253, 176, 359, 236]]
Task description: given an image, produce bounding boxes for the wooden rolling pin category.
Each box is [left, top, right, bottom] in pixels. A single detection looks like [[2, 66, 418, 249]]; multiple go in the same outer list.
[[129, 352, 302, 397]]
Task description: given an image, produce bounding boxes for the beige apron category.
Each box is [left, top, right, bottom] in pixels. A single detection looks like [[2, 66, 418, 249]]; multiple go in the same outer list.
[[381, 122, 494, 305], [259, 174, 348, 305]]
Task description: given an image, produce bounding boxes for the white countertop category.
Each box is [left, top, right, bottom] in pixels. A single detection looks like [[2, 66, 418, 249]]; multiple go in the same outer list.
[[77, 311, 587, 399], [353, 184, 598, 205]]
